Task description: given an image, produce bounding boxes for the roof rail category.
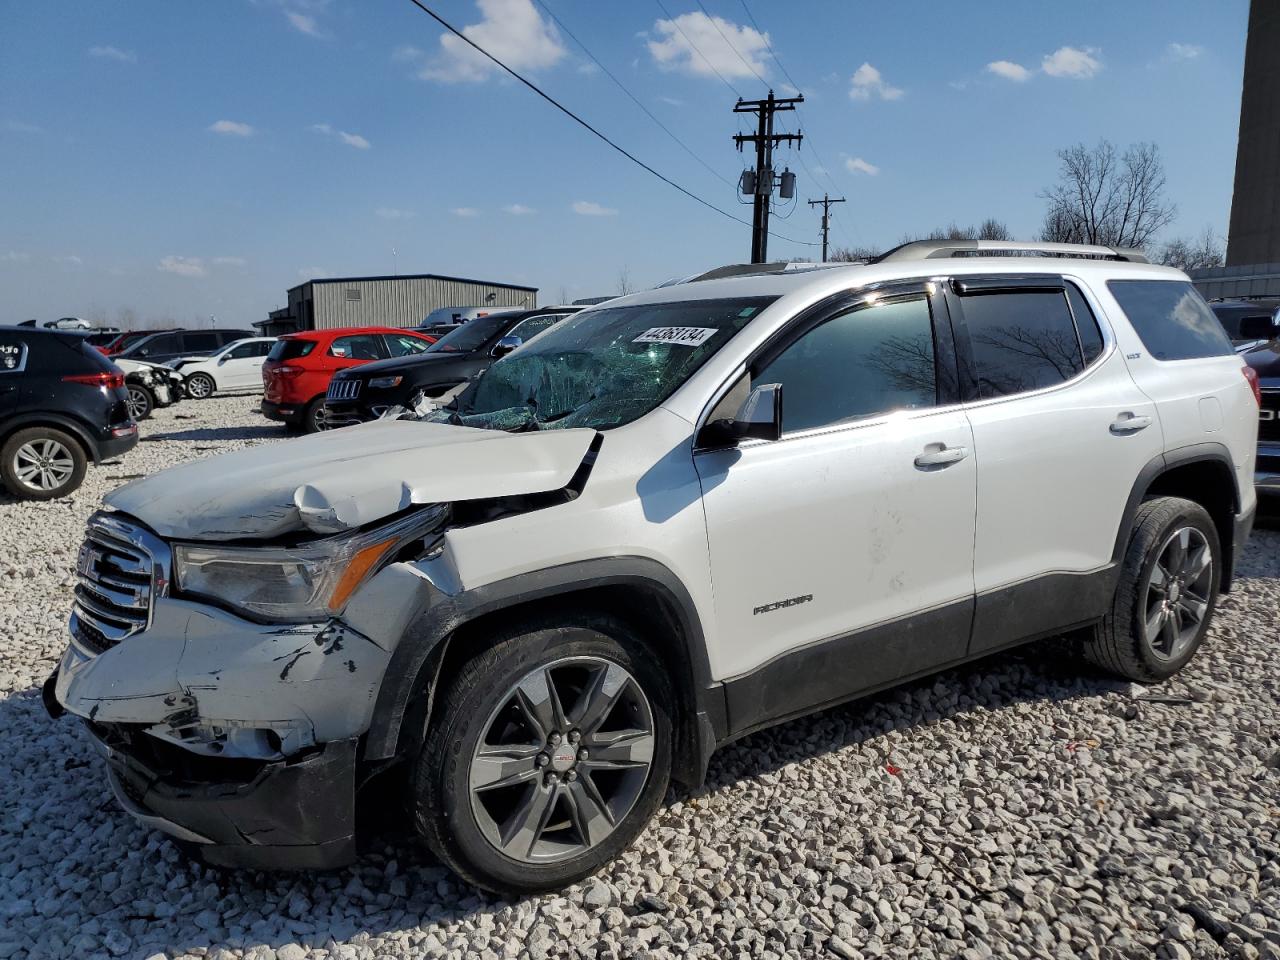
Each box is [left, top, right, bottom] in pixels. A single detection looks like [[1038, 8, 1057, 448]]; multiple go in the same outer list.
[[871, 240, 1150, 265]]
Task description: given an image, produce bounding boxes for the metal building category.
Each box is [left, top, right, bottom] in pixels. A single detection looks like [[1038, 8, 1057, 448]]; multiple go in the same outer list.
[[257, 273, 538, 335], [1194, 0, 1280, 299]]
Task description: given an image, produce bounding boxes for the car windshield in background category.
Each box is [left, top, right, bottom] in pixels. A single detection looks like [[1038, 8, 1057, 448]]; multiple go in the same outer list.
[[425, 315, 510, 354], [267, 339, 317, 362], [428, 296, 777, 432]]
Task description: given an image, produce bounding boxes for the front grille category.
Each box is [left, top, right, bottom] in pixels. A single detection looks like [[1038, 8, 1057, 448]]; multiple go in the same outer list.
[[1261, 392, 1280, 442], [327, 378, 360, 401], [72, 515, 157, 653]]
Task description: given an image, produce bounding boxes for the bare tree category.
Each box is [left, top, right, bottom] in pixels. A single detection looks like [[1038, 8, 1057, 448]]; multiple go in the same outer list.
[[1157, 226, 1224, 272], [1040, 140, 1176, 249], [616, 266, 633, 296], [829, 245, 881, 262], [556, 285, 570, 306]]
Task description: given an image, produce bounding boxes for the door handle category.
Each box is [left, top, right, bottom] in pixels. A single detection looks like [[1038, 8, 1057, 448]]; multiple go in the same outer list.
[[1110, 413, 1153, 435], [914, 444, 969, 469]]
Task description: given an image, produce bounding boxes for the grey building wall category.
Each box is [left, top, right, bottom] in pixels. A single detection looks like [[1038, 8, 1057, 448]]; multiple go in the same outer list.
[[1226, 0, 1280, 266], [311, 276, 536, 330], [1189, 262, 1280, 300]]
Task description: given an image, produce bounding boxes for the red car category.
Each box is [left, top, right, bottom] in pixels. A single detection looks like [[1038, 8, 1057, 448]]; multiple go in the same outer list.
[[261, 326, 437, 432]]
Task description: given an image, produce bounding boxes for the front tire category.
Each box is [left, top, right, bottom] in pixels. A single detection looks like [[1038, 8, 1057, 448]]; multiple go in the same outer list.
[[185, 373, 216, 399], [126, 383, 154, 421], [412, 614, 673, 895], [1, 427, 88, 500], [1087, 496, 1220, 682]]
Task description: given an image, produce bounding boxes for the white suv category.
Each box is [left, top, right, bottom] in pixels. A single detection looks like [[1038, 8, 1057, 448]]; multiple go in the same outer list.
[[47, 241, 1259, 893]]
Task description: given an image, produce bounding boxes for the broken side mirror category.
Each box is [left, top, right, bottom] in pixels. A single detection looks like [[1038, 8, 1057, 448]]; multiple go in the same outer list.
[[491, 335, 522, 358], [1238, 315, 1279, 341], [698, 382, 783, 447]]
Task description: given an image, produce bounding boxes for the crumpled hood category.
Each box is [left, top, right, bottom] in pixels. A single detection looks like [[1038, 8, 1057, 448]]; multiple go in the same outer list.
[[106, 419, 598, 540]]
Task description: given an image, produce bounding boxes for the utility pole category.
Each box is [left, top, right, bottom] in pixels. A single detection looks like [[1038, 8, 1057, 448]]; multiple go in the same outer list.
[[734, 91, 803, 263], [807, 193, 846, 262]]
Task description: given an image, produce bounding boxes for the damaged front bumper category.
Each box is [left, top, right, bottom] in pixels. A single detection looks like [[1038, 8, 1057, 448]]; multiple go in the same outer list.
[[48, 592, 400, 870]]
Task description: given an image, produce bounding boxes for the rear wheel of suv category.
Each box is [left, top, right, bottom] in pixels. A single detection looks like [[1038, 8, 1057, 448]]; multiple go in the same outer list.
[[412, 615, 673, 895], [303, 397, 327, 433], [185, 373, 216, 400], [1, 427, 88, 501], [126, 383, 154, 421], [1087, 496, 1220, 682]]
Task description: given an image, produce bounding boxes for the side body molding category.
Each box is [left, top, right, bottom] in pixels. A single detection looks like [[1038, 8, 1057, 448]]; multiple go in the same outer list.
[[363, 555, 725, 787]]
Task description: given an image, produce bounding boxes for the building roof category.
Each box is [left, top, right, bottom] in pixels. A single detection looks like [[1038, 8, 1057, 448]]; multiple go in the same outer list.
[[287, 272, 538, 294]]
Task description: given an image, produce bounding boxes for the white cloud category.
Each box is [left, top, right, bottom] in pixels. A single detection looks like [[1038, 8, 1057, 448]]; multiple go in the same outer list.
[[159, 256, 206, 278], [849, 62, 903, 101], [209, 119, 254, 137], [4, 120, 43, 134], [376, 207, 417, 220], [844, 157, 879, 176], [986, 60, 1031, 82], [89, 45, 136, 63], [451, 207, 480, 217], [577, 62, 600, 75], [212, 256, 247, 267], [1167, 42, 1202, 60], [572, 200, 617, 217], [659, 96, 684, 107], [298, 266, 326, 280], [57, 255, 84, 266], [1, 251, 30, 262], [647, 11, 769, 80], [503, 204, 536, 215], [1041, 46, 1101, 79], [418, 0, 565, 83], [286, 11, 322, 37], [392, 45, 423, 62], [311, 123, 371, 149]]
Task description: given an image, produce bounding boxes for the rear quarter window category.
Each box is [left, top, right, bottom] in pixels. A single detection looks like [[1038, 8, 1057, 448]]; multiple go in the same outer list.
[[1107, 280, 1234, 361]]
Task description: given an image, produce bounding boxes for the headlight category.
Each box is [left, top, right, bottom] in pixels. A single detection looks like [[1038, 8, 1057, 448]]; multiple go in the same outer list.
[[368, 376, 403, 389], [172, 506, 446, 621]]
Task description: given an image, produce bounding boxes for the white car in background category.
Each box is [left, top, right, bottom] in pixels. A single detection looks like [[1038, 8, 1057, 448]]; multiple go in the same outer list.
[[168, 337, 276, 399]]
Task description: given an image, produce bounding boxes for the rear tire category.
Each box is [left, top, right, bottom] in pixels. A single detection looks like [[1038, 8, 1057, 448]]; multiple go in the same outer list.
[[411, 614, 673, 895], [303, 397, 327, 433], [1086, 496, 1220, 682], [1, 427, 88, 500]]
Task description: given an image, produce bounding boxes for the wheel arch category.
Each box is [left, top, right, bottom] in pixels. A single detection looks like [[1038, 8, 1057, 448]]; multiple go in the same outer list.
[[364, 557, 725, 789], [0, 413, 99, 461], [1113, 442, 1242, 591]]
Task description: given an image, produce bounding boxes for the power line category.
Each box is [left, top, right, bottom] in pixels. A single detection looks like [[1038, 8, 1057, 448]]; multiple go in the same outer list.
[[400, 0, 817, 248], [653, 0, 742, 99], [736, 0, 801, 93], [533, 0, 734, 189], [693, 0, 768, 91]]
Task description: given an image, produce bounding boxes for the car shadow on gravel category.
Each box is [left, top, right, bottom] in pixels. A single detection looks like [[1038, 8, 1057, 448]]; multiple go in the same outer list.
[[140, 423, 286, 443]]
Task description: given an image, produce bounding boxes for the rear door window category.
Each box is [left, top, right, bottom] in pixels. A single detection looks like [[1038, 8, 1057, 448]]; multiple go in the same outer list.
[[182, 332, 221, 353], [329, 334, 386, 360], [1107, 280, 1234, 361], [958, 288, 1087, 398]]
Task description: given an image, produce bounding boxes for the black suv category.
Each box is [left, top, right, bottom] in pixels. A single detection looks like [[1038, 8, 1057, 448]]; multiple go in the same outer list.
[[1210, 299, 1280, 499], [324, 307, 579, 427], [0, 328, 138, 500], [115, 328, 256, 364]]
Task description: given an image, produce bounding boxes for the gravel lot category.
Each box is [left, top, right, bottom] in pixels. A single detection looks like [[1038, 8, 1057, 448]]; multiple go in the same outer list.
[[1, 395, 1278, 960]]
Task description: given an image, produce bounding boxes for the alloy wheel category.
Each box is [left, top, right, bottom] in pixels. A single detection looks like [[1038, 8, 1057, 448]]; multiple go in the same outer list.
[[14, 438, 76, 492], [126, 386, 150, 420], [1143, 526, 1213, 661], [186, 374, 214, 399], [468, 656, 655, 864]]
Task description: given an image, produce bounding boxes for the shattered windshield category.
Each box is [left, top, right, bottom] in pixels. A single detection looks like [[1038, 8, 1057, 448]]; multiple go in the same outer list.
[[426, 296, 776, 432]]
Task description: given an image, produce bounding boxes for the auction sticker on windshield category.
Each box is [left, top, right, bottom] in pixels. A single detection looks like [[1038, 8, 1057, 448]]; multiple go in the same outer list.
[[632, 327, 718, 347]]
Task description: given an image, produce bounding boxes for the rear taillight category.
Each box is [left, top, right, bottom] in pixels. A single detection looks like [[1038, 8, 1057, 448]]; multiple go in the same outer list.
[[1243, 366, 1262, 407], [274, 365, 304, 377], [63, 371, 125, 389]]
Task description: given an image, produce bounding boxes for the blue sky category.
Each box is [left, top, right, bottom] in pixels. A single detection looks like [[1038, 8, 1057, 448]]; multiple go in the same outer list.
[[0, 0, 1251, 327]]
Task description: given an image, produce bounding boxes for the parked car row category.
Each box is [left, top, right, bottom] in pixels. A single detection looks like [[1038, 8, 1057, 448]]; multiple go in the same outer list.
[[1208, 297, 1280, 499]]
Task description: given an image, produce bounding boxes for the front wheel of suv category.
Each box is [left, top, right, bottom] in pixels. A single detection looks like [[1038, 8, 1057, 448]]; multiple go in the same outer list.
[[1, 427, 89, 501], [412, 615, 673, 895], [1087, 496, 1220, 683]]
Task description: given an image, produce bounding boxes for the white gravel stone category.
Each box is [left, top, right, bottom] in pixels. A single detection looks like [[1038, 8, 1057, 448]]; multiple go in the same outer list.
[[2, 397, 1280, 959]]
